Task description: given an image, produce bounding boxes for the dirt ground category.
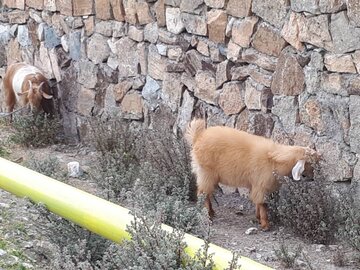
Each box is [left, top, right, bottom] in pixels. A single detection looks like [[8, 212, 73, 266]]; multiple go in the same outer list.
[[0, 125, 359, 270]]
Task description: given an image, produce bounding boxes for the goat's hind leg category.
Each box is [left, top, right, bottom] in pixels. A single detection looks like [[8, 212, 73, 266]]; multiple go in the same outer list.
[[196, 168, 217, 219]]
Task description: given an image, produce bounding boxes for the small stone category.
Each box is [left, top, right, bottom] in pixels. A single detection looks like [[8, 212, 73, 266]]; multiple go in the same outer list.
[[95, 21, 113, 37], [180, 0, 204, 14], [136, 2, 153, 25], [84, 16, 95, 36], [77, 87, 95, 115], [232, 16, 258, 48], [252, 0, 289, 29], [195, 70, 217, 105], [252, 22, 287, 57], [110, 0, 125, 22], [0, 249, 7, 256], [128, 26, 144, 42], [144, 22, 159, 43], [226, 0, 251, 18], [113, 79, 132, 102], [123, 0, 137, 24], [0, 203, 10, 208], [281, 12, 305, 51], [17, 25, 31, 47], [204, 0, 225, 8], [207, 9, 227, 44], [219, 81, 245, 115], [245, 227, 258, 235], [181, 13, 207, 36], [77, 60, 98, 88], [216, 60, 232, 88], [87, 33, 110, 64], [330, 11, 360, 54], [272, 96, 299, 134], [95, 0, 112, 20], [227, 39, 241, 62], [162, 72, 183, 112], [271, 48, 305, 96], [142, 75, 161, 111], [121, 92, 143, 120], [148, 44, 167, 80], [324, 54, 357, 73], [155, 0, 166, 27], [346, 0, 360, 27], [181, 72, 196, 92], [197, 39, 209, 56], [174, 90, 196, 133], [315, 244, 326, 252], [299, 14, 332, 50], [8, 10, 29, 24], [241, 48, 278, 71], [68, 31, 81, 61], [44, 26, 61, 48], [167, 46, 182, 60], [61, 35, 69, 52], [67, 161, 83, 178], [166, 7, 185, 34]]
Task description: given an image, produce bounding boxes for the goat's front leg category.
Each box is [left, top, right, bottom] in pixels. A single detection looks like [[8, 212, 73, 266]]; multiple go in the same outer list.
[[258, 203, 269, 231]]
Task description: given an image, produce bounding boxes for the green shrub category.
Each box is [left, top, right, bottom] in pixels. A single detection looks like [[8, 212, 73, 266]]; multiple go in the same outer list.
[[335, 184, 360, 251], [274, 243, 302, 269], [268, 179, 337, 244], [24, 156, 67, 181], [31, 203, 111, 270], [88, 118, 140, 201], [99, 215, 215, 270], [10, 113, 61, 148]]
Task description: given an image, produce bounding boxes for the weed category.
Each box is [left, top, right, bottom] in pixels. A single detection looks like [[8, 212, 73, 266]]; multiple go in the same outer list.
[[99, 215, 215, 270], [10, 113, 61, 148], [0, 239, 7, 249], [88, 118, 140, 201], [335, 184, 360, 251], [274, 243, 302, 269], [23, 156, 67, 181], [0, 143, 9, 158], [268, 179, 337, 244]]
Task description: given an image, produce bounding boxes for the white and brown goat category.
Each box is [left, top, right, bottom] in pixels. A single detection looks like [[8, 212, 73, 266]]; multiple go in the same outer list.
[[3, 62, 53, 119], [185, 118, 320, 230]]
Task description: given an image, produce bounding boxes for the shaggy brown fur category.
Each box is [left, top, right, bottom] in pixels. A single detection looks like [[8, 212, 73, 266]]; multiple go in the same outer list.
[[185, 118, 319, 230], [3, 62, 53, 120]]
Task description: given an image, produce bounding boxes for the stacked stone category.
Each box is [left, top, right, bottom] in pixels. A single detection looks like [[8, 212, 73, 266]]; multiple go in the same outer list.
[[1, 0, 360, 187]]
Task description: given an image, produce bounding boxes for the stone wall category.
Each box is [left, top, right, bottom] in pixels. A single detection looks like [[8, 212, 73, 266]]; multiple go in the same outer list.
[[0, 0, 360, 194]]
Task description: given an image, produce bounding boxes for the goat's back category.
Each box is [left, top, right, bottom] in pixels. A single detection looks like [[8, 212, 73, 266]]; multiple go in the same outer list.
[[192, 126, 276, 187]]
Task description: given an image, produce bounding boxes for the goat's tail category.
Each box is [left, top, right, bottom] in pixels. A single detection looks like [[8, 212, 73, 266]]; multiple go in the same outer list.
[[185, 118, 206, 146]]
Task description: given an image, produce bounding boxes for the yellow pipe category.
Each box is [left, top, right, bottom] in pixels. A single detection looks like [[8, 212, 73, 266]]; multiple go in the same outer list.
[[0, 157, 272, 270]]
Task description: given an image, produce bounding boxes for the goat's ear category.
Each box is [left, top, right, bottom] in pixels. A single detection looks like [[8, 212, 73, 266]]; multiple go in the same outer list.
[[292, 160, 305, 181]]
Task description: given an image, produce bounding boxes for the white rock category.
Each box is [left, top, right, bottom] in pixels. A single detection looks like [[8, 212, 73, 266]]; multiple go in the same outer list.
[[0, 249, 7, 256], [166, 8, 185, 34], [245, 227, 258, 235], [0, 203, 10, 208], [156, 44, 167, 56], [67, 161, 83, 178], [315, 244, 326, 252], [61, 35, 69, 52]]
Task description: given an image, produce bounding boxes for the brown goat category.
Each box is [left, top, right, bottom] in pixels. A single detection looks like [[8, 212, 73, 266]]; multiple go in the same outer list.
[[3, 62, 53, 119], [185, 118, 319, 230]]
